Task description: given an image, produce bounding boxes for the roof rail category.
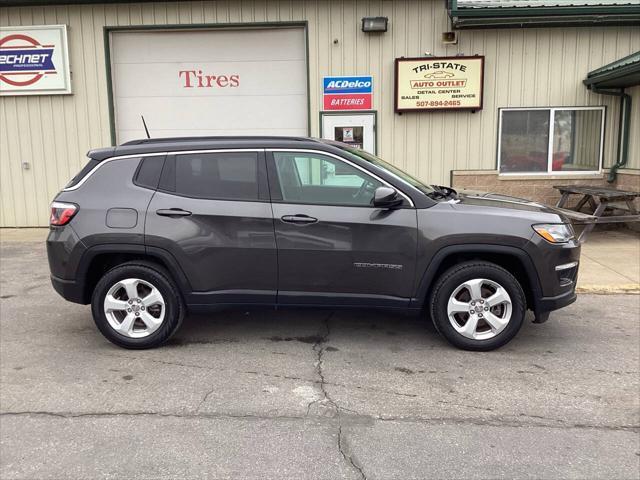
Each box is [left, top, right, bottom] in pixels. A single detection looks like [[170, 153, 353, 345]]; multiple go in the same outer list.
[[120, 136, 317, 146]]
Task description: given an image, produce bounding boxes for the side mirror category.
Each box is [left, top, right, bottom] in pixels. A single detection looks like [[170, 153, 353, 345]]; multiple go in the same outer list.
[[373, 186, 403, 209]]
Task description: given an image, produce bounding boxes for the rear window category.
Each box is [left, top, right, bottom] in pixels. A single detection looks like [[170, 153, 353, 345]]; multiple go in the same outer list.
[[160, 152, 260, 201], [65, 158, 100, 189]]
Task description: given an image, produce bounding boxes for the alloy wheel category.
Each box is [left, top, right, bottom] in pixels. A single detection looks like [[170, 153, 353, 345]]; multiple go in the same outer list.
[[103, 278, 165, 338], [446, 278, 512, 340]]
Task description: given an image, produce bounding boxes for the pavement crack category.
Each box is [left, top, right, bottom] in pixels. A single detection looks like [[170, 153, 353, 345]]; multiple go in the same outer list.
[[1, 411, 637, 433], [305, 314, 368, 479], [195, 387, 217, 413], [338, 425, 367, 480], [105, 352, 415, 403], [101, 353, 220, 372], [0, 411, 306, 421], [306, 312, 339, 417], [242, 370, 311, 383]]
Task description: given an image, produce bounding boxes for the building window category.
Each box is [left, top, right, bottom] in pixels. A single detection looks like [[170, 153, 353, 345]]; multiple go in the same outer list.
[[498, 107, 605, 174]]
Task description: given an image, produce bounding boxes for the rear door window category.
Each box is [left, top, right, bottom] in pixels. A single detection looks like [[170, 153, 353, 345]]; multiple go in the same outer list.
[[160, 152, 262, 201]]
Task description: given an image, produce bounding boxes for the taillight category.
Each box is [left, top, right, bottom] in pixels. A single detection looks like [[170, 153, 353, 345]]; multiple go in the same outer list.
[[50, 202, 78, 226]]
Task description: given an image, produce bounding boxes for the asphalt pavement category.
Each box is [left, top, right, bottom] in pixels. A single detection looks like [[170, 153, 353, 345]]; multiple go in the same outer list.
[[1, 238, 639, 479]]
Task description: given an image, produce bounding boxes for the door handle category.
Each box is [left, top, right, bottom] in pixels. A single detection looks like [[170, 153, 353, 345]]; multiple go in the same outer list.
[[281, 214, 318, 225], [156, 208, 192, 217]]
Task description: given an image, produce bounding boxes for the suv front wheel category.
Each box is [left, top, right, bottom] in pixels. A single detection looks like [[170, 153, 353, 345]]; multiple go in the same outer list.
[[91, 262, 185, 349], [430, 261, 526, 351]]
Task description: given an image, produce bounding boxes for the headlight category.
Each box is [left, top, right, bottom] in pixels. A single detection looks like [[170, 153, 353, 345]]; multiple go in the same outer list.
[[532, 223, 574, 244]]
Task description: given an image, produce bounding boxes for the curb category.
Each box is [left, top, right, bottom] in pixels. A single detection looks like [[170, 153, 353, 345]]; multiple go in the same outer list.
[[577, 284, 640, 294]]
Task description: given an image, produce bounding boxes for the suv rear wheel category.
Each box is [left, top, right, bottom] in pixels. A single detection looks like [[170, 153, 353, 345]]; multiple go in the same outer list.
[[430, 261, 526, 351], [91, 262, 184, 349]]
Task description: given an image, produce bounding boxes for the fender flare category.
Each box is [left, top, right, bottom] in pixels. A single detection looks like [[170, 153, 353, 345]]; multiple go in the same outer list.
[[75, 244, 192, 302], [411, 244, 543, 311]]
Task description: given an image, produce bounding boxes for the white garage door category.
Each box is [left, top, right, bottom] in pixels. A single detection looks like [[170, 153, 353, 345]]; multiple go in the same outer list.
[[110, 27, 308, 143]]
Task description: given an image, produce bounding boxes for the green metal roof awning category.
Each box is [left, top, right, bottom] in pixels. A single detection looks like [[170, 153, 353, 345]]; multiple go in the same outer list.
[[584, 52, 640, 88], [448, 0, 640, 28], [583, 52, 637, 183]]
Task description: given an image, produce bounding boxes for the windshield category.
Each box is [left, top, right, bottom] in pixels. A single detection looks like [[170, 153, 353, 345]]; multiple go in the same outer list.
[[340, 147, 435, 195]]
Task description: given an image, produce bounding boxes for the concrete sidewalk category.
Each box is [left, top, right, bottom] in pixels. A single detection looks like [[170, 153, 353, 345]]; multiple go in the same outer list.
[[1, 227, 639, 294], [577, 228, 640, 293]]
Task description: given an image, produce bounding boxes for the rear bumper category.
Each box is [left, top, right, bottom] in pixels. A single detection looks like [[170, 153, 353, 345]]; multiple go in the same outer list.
[[47, 225, 88, 304], [50, 274, 86, 304]]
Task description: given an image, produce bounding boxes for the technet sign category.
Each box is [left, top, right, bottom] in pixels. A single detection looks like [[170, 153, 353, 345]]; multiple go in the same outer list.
[[323, 76, 372, 110], [0, 25, 71, 96]]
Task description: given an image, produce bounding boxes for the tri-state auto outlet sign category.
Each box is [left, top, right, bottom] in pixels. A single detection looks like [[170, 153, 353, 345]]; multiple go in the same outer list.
[[394, 56, 484, 112], [323, 75, 372, 110], [0, 25, 71, 96]]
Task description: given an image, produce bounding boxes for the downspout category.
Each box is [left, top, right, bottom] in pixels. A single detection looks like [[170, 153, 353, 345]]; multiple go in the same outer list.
[[448, 0, 458, 26], [588, 86, 631, 183]]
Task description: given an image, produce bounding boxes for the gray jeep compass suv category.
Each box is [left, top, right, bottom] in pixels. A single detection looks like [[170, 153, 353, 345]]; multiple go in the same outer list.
[[47, 137, 580, 351]]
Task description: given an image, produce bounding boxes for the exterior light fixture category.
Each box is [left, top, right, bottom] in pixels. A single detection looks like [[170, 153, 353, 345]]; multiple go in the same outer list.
[[442, 31, 458, 45], [361, 17, 388, 33]]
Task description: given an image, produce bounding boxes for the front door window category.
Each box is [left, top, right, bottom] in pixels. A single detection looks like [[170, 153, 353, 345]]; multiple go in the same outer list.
[[273, 152, 382, 206]]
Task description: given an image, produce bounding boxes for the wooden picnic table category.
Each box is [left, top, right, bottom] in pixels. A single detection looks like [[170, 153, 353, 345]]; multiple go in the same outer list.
[[553, 185, 640, 242]]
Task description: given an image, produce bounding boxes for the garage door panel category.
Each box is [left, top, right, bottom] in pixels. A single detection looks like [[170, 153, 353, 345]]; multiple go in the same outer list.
[[111, 29, 305, 64], [116, 96, 307, 133], [119, 127, 308, 141], [110, 27, 308, 142]]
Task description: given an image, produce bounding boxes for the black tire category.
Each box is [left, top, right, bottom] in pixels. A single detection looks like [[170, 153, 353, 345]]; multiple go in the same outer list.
[[91, 262, 185, 349], [429, 261, 526, 351]]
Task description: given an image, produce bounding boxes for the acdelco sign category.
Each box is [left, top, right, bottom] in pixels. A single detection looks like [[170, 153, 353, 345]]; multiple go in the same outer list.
[[323, 76, 373, 94], [323, 75, 373, 111]]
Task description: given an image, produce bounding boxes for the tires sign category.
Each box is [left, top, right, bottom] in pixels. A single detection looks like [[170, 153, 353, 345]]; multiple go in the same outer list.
[[323, 75, 372, 110], [0, 25, 71, 96]]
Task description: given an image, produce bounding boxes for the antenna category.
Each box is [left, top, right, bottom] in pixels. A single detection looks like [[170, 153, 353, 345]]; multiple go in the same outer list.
[[141, 115, 151, 139]]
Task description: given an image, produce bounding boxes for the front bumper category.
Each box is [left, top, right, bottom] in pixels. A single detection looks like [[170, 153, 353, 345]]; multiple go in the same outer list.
[[532, 257, 580, 322], [533, 288, 577, 323], [524, 233, 581, 322]]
